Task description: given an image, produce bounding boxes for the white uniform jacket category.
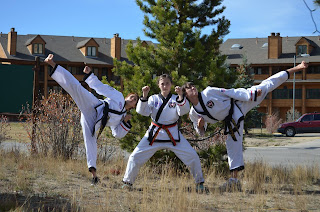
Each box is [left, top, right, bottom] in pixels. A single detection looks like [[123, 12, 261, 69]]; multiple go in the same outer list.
[[137, 93, 189, 142], [84, 72, 132, 139], [190, 70, 290, 135]]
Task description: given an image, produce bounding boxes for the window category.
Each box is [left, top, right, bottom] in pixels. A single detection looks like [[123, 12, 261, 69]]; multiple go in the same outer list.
[[272, 66, 289, 74], [87, 46, 96, 57], [297, 45, 307, 55], [34, 43, 43, 54], [301, 115, 313, 122], [102, 68, 108, 77], [68, 66, 82, 75], [92, 68, 99, 76], [253, 67, 268, 75], [307, 89, 320, 99], [272, 89, 302, 99], [314, 114, 320, 120], [307, 66, 320, 74]]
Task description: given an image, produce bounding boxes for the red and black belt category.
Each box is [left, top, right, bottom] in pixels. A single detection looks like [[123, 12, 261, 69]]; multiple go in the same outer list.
[[147, 121, 178, 146]]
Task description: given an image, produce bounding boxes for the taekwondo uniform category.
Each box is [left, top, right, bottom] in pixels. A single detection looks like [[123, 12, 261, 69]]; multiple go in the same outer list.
[[123, 93, 204, 185], [50, 65, 132, 171], [189, 70, 290, 172]]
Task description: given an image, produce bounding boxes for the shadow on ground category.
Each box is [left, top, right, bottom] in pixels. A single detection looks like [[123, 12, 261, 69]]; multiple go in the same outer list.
[[0, 193, 81, 212]]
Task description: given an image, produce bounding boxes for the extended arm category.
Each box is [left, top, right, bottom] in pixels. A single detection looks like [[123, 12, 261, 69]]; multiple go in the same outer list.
[[84, 66, 122, 99]]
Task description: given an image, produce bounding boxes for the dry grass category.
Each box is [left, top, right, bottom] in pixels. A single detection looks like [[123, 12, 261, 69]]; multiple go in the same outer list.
[[5, 122, 30, 143], [1, 125, 320, 211], [0, 148, 320, 212]]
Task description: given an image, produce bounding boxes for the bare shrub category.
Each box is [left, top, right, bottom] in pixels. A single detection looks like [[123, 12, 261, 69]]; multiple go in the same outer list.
[[286, 107, 302, 122], [265, 113, 282, 134], [0, 115, 11, 144], [24, 91, 82, 159]]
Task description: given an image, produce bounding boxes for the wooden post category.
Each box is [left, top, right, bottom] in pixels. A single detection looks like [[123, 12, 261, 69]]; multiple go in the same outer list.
[[31, 56, 40, 154]]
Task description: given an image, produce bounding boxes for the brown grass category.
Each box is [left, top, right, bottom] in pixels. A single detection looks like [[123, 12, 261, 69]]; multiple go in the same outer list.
[[0, 148, 320, 211], [1, 125, 320, 211]]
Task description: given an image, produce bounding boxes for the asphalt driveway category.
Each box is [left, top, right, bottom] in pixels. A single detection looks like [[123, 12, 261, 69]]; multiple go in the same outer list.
[[244, 137, 320, 168]]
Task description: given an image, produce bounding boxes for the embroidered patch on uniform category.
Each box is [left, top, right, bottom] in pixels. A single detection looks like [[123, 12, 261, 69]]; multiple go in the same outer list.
[[206, 100, 214, 108], [154, 100, 159, 108], [168, 102, 176, 108], [119, 102, 123, 109], [220, 89, 226, 92]]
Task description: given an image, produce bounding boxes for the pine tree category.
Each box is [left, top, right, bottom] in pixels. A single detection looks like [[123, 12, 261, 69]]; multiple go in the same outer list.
[[113, 0, 234, 152]]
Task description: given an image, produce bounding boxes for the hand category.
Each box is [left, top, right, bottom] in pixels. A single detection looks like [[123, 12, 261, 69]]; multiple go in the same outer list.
[[142, 86, 150, 99], [257, 89, 262, 97], [44, 54, 56, 68], [297, 61, 308, 70], [124, 114, 132, 123], [197, 117, 205, 129], [197, 117, 205, 136], [175, 86, 183, 96], [83, 66, 91, 74]]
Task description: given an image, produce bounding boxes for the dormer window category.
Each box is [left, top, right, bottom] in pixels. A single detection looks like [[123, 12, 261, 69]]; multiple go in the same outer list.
[[25, 35, 46, 55], [34, 43, 43, 54], [77, 38, 99, 57], [295, 37, 314, 56], [87, 46, 96, 57], [297, 45, 307, 55]]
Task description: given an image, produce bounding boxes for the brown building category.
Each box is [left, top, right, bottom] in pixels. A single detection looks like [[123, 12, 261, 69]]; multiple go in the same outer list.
[[1, 28, 320, 122], [0, 28, 153, 116], [220, 32, 320, 121]]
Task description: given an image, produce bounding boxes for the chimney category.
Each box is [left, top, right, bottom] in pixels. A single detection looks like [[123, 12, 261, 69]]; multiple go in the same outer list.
[[268, 32, 282, 59], [111, 33, 121, 60], [8, 28, 17, 56]]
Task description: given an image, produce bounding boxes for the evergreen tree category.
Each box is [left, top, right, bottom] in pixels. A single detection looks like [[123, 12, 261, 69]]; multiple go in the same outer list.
[[113, 0, 234, 152]]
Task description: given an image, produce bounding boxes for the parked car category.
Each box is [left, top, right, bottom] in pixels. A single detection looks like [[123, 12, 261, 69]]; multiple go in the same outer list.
[[277, 113, 320, 137]]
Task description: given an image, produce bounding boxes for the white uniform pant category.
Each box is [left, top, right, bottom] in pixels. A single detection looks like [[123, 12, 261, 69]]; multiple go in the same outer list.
[[51, 66, 103, 170], [123, 135, 204, 184], [226, 71, 289, 171]]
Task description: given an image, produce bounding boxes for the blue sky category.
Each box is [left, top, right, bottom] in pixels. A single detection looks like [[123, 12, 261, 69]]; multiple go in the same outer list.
[[2, 0, 319, 42]]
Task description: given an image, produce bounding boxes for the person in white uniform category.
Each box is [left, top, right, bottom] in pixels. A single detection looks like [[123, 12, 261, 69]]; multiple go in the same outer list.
[[122, 74, 205, 191], [44, 54, 138, 185], [182, 61, 308, 191]]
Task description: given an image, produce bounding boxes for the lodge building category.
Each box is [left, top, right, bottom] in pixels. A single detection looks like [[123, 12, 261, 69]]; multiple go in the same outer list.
[[0, 28, 320, 121], [220, 32, 320, 120]]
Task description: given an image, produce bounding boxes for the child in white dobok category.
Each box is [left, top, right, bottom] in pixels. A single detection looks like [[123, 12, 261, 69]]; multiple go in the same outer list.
[[122, 74, 205, 192], [45, 54, 138, 185], [182, 61, 308, 191]]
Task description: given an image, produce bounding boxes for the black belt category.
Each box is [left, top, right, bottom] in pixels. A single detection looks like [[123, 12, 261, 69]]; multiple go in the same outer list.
[[96, 102, 126, 139], [223, 99, 244, 141]]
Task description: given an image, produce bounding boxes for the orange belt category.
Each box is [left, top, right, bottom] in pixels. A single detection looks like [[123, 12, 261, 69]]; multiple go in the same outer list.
[[149, 121, 177, 146]]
